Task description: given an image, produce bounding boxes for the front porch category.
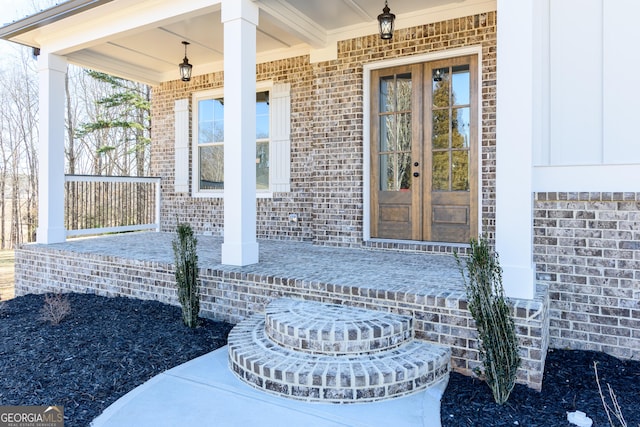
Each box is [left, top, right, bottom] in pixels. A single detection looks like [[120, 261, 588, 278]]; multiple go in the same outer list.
[[14, 232, 549, 390]]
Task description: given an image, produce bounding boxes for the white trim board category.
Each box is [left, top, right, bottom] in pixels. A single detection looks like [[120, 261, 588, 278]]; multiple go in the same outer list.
[[533, 164, 640, 192]]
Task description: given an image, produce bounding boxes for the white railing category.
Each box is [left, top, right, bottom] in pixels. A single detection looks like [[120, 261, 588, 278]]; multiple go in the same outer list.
[[64, 175, 161, 237]]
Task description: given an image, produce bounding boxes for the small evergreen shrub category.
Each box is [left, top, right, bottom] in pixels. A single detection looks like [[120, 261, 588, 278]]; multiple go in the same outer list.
[[455, 237, 521, 404], [172, 223, 200, 328], [39, 293, 71, 325]]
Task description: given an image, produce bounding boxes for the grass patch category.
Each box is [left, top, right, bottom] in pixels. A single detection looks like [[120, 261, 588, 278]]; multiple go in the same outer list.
[[0, 250, 14, 266], [0, 250, 15, 301]]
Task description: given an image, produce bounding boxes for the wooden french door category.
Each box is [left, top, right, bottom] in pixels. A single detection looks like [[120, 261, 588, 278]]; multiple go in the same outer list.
[[370, 56, 478, 243]]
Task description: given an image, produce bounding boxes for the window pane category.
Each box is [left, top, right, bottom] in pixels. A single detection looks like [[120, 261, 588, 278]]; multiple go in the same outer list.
[[199, 99, 213, 121], [379, 114, 394, 152], [256, 91, 270, 139], [452, 107, 470, 148], [380, 153, 411, 191], [198, 98, 224, 143], [432, 68, 449, 108], [396, 74, 412, 111], [380, 76, 395, 112], [199, 121, 214, 144], [452, 150, 469, 191], [397, 113, 411, 152], [256, 117, 269, 139], [256, 140, 269, 190], [380, 113, 411, 153], [452, 65, 470, 105], [432, 110, 449, 149], [200, 145, 224, 190], [432, 151, 449, 191]]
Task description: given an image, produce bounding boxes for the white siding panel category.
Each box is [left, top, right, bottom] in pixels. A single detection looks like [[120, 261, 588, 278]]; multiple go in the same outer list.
[[174, 99, 190, 193], [549, 0, 602, 165], [603, 0, 640, 163]]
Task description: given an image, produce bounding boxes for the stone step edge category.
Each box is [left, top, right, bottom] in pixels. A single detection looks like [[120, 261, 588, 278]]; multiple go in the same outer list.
[[265, 298, 414, 355], [227, 315, 451, 403]]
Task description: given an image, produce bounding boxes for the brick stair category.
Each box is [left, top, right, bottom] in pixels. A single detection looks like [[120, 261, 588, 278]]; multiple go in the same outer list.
[[227, 298, 451, 403]]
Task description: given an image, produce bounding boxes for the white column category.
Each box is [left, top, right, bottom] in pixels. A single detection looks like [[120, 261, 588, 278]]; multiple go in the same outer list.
[[495, 0, 541, 299], [36, 53, 67, 244], [220, 0, 259, 265]]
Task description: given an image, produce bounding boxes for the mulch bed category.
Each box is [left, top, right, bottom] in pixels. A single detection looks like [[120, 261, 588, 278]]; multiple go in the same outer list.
[[1, 293, 638, 427], [442, 348, 640, 427], [0, 293, 233, 427]]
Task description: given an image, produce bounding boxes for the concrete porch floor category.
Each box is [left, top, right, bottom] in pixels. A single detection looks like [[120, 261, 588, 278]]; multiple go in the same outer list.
[[40, 231, 466, 296]]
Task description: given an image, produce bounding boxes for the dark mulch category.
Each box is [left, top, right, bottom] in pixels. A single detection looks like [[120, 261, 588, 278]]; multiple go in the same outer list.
[[1, 294, 639, 427], [442, 348, 640, 427], [0, 293, 233, 427]]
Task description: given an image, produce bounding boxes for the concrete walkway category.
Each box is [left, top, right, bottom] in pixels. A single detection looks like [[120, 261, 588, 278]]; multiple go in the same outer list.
[[91, 346, 447, 427]]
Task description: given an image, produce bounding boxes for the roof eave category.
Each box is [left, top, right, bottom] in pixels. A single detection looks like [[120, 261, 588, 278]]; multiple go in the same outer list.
[[0, 0, 115, 45]]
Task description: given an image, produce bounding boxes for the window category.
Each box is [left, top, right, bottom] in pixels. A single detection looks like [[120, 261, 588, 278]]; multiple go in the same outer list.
[[193, 89, 270, 193], [178, 83, 290, 197], [256, 91, 270, 190]]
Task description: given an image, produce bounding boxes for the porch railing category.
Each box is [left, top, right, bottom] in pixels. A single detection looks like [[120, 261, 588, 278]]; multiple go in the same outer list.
[[64, 175, 161, 237]]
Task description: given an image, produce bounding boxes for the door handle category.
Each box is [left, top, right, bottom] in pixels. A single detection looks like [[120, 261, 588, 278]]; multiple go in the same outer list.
[[413, 172, 420, 177]]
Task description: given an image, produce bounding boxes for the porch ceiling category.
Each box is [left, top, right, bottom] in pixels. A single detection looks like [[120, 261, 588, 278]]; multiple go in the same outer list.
[[0, 0, 493, 85]]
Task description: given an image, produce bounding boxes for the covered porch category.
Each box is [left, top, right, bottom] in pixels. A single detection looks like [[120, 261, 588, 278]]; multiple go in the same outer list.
[[0, 0, 540, 301], [14, 232, 549, 390]]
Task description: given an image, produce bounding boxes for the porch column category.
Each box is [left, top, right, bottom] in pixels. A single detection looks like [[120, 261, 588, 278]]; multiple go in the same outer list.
[[495, 0, 539, 299], [36, 53, 67, 244], [220, 0, 259, 265]]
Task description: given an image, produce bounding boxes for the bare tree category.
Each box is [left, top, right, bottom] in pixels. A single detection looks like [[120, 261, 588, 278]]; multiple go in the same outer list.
[[0, 47, 39, 246], [0, 38, 151, 244], [0, 101, 10, 249]]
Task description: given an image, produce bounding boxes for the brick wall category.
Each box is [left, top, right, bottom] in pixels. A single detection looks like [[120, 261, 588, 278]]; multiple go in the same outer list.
[[151, 12, 497, 249], [534, 192, 640, 359], [152, 60, 315, 241]]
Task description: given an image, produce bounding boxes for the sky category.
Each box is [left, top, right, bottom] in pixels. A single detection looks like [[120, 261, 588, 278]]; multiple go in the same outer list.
[[0, 0, 61, 57], [1, 0, 60, 24]]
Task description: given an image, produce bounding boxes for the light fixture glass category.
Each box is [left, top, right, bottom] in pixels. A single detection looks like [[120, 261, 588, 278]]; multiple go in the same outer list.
[[179, 41, 193, 82], [377, 0, 395, 40]]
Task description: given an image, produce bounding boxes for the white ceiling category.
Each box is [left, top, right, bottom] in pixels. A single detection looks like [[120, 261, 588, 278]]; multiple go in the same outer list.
[[2, 0, 493, 85]]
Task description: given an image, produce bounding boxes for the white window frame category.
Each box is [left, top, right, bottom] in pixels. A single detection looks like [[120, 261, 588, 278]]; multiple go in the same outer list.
[[191, 81, 274, 198]]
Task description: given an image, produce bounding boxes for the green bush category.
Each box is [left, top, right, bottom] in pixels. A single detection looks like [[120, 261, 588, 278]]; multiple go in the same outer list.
[[455, 237, 521, 404], [172, 223, 200, 328]]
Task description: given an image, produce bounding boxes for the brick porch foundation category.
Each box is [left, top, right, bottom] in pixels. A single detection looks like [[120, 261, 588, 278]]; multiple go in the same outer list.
[[14, 233, 549, 390]]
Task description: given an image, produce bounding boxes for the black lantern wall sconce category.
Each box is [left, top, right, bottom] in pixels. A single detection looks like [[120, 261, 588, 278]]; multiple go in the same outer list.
[[179, 41, 193, 82], [377, 1, 395, 40]]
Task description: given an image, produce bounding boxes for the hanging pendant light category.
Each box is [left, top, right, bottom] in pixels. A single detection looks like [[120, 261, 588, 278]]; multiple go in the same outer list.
[[377, 0, 395, 40], [179, 41, 193, 82]]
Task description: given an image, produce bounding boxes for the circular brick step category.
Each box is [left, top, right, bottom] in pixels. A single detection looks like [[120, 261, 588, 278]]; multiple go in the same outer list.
[[265, 298, 414, 355], [228, 313, 451, 403]]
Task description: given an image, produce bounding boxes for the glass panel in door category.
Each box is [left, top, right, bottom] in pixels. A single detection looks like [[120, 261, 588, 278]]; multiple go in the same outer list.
[[372, 70, 416, 240], [429, 61, 473, 243]]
